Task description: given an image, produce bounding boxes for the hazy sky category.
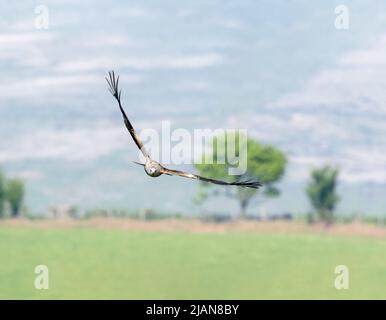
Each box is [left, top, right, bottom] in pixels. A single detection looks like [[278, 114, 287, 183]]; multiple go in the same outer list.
[[1, 0, 386, 215]]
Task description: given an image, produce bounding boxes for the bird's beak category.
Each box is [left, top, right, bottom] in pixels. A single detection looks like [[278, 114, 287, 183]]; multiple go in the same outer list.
[[132, 161, 145, 167]]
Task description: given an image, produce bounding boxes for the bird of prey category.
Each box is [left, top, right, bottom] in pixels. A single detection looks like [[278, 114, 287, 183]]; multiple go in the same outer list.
[[106, 71, 261, 189]]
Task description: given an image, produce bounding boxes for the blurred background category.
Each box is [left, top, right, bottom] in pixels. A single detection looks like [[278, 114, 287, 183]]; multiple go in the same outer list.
[[1, 0, 386, 299]]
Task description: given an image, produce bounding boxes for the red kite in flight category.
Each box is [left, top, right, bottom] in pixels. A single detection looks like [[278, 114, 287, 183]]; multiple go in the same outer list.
[[106, 71, 261, 189]]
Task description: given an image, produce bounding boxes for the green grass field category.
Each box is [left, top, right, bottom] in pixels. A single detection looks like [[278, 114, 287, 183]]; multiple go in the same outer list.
[[1, 225, 386, 299]]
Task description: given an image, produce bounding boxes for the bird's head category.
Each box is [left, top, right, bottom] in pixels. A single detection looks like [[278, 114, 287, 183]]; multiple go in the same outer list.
[[144, 160, 162, 177], [149, 167, 157, 174]]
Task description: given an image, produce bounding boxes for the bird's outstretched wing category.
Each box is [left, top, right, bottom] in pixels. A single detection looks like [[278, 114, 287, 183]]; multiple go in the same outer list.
[[106, 71, 149, 158], [160, 167, 262, 189]]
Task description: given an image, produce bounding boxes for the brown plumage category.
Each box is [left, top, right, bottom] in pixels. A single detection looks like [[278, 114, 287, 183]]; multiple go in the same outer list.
[[106, 71, 262, 189]]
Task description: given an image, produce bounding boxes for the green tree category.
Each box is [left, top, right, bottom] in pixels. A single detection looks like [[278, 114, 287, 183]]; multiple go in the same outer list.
[[0, 169, 5, 218], [194, 132, 287, 218], [5, 178, 25, 217], [306, 166, 340, 224]]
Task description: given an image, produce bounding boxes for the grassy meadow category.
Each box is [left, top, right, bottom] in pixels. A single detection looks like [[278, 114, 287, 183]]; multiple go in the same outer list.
[[1, 222, 386, 299]]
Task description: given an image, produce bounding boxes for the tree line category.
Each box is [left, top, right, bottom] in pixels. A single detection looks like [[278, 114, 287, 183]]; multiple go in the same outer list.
[[0, 134, 340, 224]]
